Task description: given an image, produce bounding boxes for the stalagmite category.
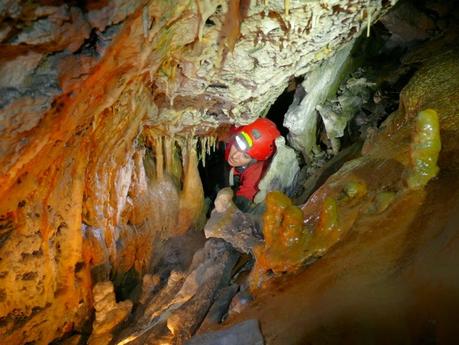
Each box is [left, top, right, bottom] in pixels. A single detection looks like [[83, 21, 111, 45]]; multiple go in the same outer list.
[[154, 136, 164, 181]]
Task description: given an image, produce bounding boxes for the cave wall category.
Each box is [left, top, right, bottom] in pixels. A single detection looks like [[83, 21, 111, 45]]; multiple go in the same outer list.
[[0, 1, 397, 344]]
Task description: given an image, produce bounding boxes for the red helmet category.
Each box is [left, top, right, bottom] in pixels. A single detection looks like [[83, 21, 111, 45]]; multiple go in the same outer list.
[[234, 118, 280, 160]]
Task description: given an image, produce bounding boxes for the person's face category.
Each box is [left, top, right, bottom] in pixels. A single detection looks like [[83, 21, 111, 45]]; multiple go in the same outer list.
[[228, 144, 253, 167]]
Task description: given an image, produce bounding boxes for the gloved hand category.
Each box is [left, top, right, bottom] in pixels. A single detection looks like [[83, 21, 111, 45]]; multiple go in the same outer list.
[[214, 187, 234, 213]]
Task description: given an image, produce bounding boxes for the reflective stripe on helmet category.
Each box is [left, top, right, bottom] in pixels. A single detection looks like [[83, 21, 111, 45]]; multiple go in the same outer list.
[[235, 131, 253, 151], [238, 118, 280, 160]]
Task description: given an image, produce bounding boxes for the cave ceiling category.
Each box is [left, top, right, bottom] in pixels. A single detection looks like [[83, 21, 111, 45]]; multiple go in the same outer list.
[[0, 0, 396, 191]]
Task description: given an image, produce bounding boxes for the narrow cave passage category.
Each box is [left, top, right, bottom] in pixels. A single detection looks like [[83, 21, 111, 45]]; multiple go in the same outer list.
[[1, 0, 459, 345], [197, 80, 298, 204]]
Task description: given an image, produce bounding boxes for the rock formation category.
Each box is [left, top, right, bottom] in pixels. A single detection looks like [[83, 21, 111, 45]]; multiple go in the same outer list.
[[4, 0, 459, 344]]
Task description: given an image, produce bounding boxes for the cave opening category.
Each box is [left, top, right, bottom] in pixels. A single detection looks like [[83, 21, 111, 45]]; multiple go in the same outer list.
[[265, 77, 303, 138]]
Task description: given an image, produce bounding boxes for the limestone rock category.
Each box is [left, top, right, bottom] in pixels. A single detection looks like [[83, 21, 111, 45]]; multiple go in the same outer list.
[[0, 1, 21, 19], [204, 206, 262, 254], [254, 136, 300, 204], [380, 1, 435, 47], [0, 52, 43, 89], [186, 319, 264, 345], [86, 0, 142, 32], [200, 284, 239, 327], [10, 5, 90, 52], [116, 239, 239, 344], [87, 333, 113, 345], [139, 273, 161, 304], [82, 226, 111, 283], [90, 281, 133, 341], [0, 213, 14, 250], [0, 51, 64, 139], [316, 72, 376, 153], [139, 271, 187, 326], [0, 23, 11, 42], [57, 54, 99, 94], [165, 239, 239, 342], [228, 289, 254, 317], [284, 41, 355, 159]]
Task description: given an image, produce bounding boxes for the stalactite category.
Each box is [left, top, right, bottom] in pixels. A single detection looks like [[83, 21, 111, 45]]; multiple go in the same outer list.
[[284, 0, 290, 16], [366, 0, 372, 37], [154, 136, 164, 181], [132, 131, 205, 241], [195, 0, 203, 42], [197, 135, 218, 168], [170, 138, 183, 186], [164, 136, 174, 174], [176, 136, 205, 235], [200, 136, 207, 167], [217, 0, 243, 67], [211, 135, 217, 152]]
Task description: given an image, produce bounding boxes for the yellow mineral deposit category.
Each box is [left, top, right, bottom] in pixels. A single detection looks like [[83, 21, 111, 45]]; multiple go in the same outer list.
[[280, 206, 306, 248], [406, 109, 441, 190], [318, 197, 339, 233], [309, 196, 341, 255], [262, 191, 292, 248], [249, 186, 356, 291], [250, 192, 310, 290], [369, 191, 397, 214], [343, 180, 368, 200]]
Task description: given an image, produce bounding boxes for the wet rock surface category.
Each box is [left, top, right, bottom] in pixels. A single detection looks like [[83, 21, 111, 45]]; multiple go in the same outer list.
[[113, 238, 239, 345], [187, 319, 264, 345], [204, 205, 262, 254]]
